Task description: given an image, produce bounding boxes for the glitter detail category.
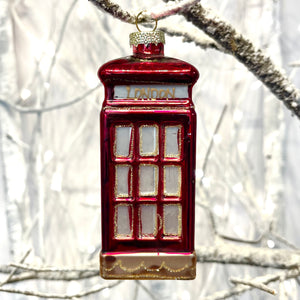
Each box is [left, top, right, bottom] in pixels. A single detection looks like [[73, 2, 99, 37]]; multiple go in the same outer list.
[[129, 31, 165, 47], [103, 259, 192, 273], [100, 252, 196, 280]]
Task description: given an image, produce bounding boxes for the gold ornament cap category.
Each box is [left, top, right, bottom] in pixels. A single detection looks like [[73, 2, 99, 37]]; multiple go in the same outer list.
[[129, 12, 165, 47], [129, 30, 165, 47]]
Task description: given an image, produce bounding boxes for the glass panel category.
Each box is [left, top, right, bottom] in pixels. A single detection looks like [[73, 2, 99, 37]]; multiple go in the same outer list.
[[139, 204, 157, 238], [140, 125, 158, 156], [115, 165, 131, 197], [114, 126, 132, 157], [139, 165, 158, 196], [163, 204, 182, 237], [164, 165, 181, 196], [165, 126, 181, 158], [114, 204, 132, 238]]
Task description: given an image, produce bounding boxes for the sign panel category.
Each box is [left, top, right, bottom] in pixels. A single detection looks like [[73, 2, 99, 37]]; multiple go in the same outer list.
[[114, 85, 189, 100]]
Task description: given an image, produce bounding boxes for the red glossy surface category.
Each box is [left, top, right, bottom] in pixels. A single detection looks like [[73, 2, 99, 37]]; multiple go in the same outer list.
[[99, 42, 199, 254]]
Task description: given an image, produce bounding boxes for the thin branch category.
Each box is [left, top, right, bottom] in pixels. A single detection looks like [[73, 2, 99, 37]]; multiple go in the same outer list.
[[197, 201, 265, 244], [9, 263, 97, 273], [147, 0, 200, 20], [0, 281, 121, 299], [136, 281, 159, 300], [0, 248, 31, 287], [133, 281, 140, 300], [42, 0, 79, 106], [230, 276, 277, 296], [182, 4, 300, 119], [0, 270, 99, 283], [200, 104, 228, 184], [289, 61, 300, 68], [88, 0, 135, 23], [270, 230, 299, 251], [202, 269, 300, 300], [196, 244, 300, 269], [0, 85, 99, 114]]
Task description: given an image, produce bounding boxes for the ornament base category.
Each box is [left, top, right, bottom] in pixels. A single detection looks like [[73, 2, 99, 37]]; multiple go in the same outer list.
[[100, 251, 196, 280]]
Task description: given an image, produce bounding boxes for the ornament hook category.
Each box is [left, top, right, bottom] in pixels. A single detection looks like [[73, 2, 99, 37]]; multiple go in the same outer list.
[[135, 11, 158, 32]]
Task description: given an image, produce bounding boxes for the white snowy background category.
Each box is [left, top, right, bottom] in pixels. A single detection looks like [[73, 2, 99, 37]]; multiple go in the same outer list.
[[0, 0, 300, 299]]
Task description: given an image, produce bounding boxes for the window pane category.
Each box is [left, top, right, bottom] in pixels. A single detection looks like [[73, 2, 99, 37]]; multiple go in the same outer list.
[[115, 165, 131, 197], [165, 126, 181, 158], [163, 204, 182, 237], [114, 126, 132, 157], [139, 165, 158, 196], [140, 125, 158, 156], [164, 165, 181, 196], [115, 204, 132, 238], [139, 204, 157, 238]]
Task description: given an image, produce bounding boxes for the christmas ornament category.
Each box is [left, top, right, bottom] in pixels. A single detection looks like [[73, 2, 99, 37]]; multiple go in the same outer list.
[[98, 15, 199, 280]]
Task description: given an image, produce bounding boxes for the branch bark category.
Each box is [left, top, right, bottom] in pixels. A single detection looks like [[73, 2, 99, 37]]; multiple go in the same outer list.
[[196, 244, 300, 269], [182, 4, 300, 118]]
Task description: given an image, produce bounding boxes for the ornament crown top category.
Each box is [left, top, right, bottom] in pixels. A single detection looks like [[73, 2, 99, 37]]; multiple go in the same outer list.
[[129, 11, 165, 47]]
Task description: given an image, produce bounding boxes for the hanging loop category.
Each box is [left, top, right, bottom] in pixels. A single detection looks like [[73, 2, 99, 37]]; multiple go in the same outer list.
[[135, 11, 158, 32]]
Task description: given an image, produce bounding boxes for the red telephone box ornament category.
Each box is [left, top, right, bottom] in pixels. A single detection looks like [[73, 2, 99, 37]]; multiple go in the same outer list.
[[99, 21, 199, 280]]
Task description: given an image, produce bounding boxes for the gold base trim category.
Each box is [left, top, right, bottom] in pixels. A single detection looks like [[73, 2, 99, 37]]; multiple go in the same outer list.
[[100, 251, 196, 280]]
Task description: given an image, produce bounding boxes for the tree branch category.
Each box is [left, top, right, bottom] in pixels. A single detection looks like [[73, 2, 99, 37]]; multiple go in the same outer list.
[[230, 276, 277, 296], [202, 269, 300, 300], [0, 85, 99, 114], [182, 4, 300, 118], [88, 0, 135, 23], [0, 245, 299, 298], [196, 244, 300, 269], [0, 248, 31, 287], [0, 281, 121, 299], [88, 0, 300, 119], [0, 244, 298, 283]]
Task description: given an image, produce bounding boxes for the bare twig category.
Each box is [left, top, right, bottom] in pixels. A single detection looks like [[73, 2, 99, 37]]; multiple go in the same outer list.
[[88, 0, 135, 23], [200, 104, 227, 184], [202, 269, 300, 300], [230, 276, 277, 295], [0, 85, 99, 114], [42, 0, 79, 106], [197, 201, 265, 244], [0, 248, 31, 287], [289, 61, 300, 68], [133, 281, 140, 300], [136, 281, 160, 300], [9, 263, 97, 273], [0, 281, 121, 299]]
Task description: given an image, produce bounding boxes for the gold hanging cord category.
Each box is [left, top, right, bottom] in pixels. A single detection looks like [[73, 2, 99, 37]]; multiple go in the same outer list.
[[135, 11, 158, 32]]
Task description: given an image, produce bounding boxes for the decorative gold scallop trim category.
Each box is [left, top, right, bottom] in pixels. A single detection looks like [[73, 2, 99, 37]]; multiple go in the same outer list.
[[100, 252, 196, 280]]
